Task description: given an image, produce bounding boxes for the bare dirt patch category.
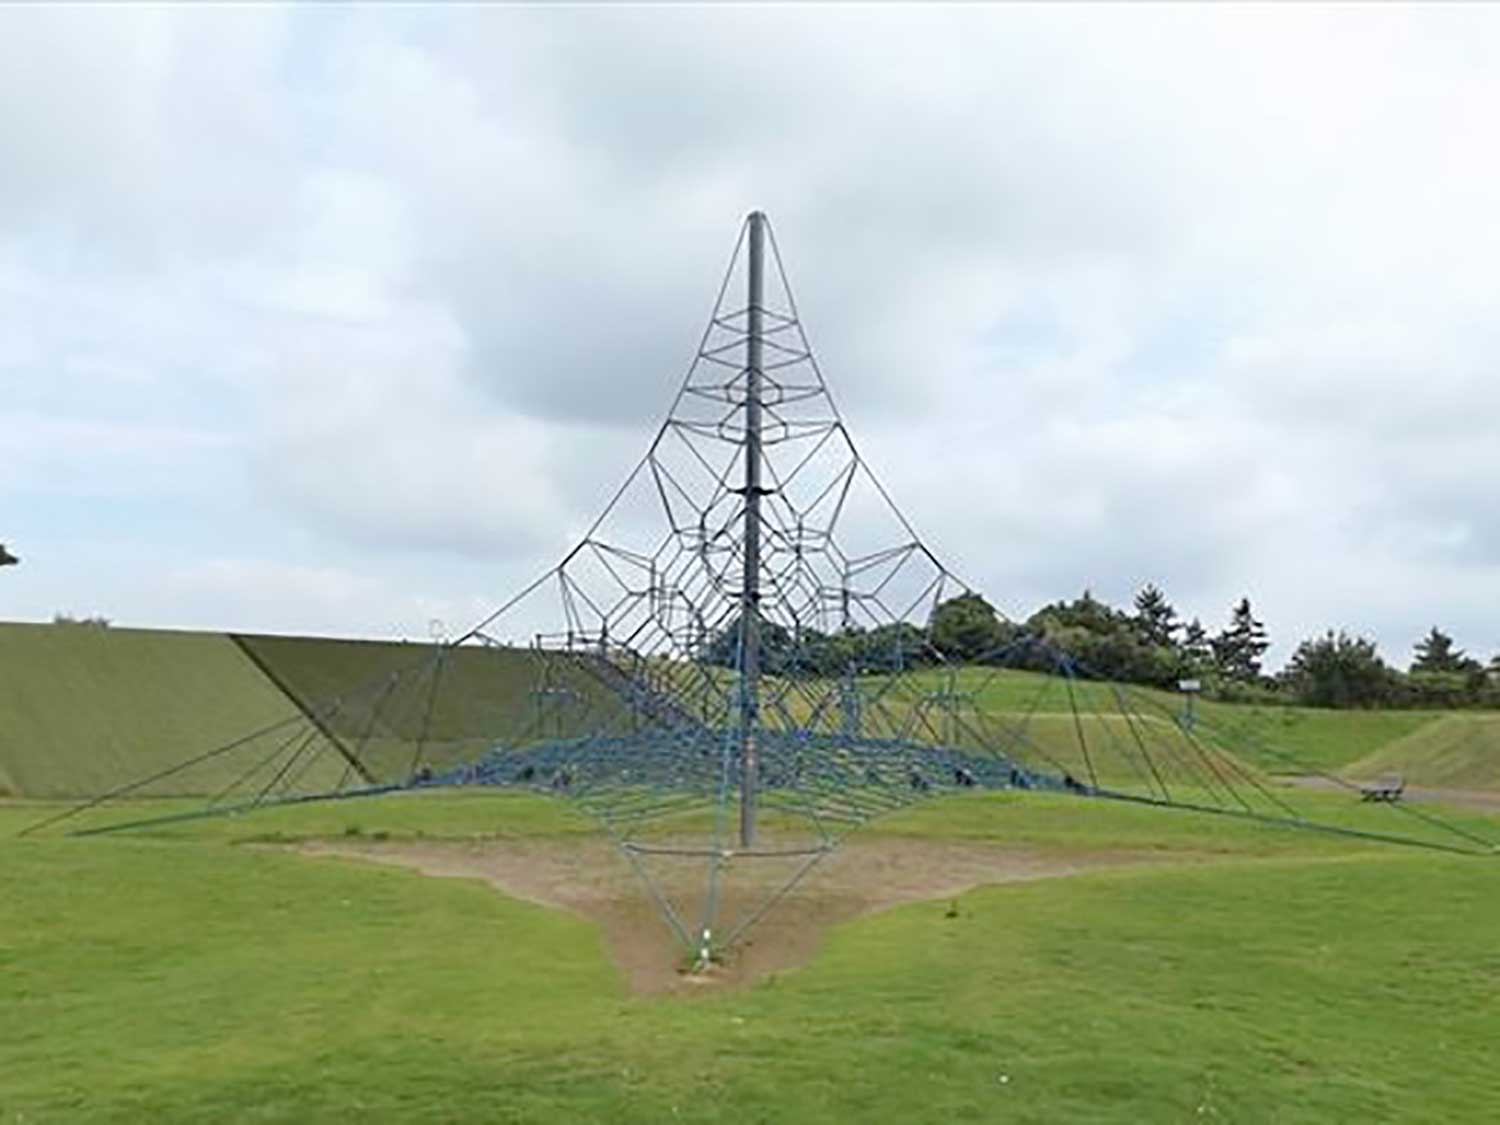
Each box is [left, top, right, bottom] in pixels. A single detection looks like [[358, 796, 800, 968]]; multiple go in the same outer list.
[[294, 836, 1174, 994]]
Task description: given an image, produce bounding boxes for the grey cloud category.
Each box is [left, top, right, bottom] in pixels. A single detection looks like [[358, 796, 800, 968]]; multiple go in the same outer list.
[[4, 5, 1500, 660]]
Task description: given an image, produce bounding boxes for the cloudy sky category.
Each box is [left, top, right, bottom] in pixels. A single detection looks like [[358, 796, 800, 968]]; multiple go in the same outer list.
[[3, 5, 1498, 667]]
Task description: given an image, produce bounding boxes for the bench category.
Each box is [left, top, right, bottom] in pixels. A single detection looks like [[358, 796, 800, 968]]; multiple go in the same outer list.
[[1359, 774, 1405, 803]]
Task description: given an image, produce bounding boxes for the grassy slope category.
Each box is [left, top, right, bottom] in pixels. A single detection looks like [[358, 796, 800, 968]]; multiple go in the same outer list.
[[917, 666, 1441, 775], [0, 621, 1475, 798], [233, 633, 629, 774], [0, 627, 632, 798], [1196, 704, 1439, 776], [231, 633, 536, 742], [3, 792, 1499, 1122], [1342, 714, 1500, 790], [0, 623, 300, 798]]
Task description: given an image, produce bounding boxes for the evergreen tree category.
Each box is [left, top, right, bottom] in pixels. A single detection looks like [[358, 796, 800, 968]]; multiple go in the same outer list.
[[1131, 583, 1179, 647], [1179, 616, 1213, 675], [1212, 597, 1270, 681], [1410, 626, 1478, 675], [1182, 617, 1212, 661]]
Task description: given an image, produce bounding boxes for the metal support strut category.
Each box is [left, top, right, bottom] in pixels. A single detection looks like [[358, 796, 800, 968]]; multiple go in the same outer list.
[[739, 210, 765, 848]]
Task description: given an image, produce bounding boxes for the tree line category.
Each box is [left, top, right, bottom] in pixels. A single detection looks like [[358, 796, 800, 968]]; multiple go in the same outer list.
[[933, 585, 1500, 711], [706, 584, 1500, 711]]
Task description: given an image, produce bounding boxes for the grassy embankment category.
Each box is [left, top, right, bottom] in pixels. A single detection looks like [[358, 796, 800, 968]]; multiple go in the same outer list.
[[5, 623, 1495, 806], [907, 665, 1443, 776], [0, 623, 299, 799], [1341, 714, 1500, 789], [0, 626, 624, 799]]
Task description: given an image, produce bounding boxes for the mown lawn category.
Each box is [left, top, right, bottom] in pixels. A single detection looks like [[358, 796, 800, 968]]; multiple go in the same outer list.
[[4, 792, 1499, 1122]]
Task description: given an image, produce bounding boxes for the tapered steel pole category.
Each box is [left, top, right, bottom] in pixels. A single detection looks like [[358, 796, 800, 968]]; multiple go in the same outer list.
[[739, 211, 766, 848]]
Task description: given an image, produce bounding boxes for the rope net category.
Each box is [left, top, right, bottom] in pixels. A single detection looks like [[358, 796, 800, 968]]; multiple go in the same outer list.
[[30, 215, 1495, 961]]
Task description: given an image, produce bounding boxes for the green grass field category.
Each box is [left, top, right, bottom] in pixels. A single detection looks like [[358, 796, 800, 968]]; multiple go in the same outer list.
[[6, 623, 1500, 1119], [5, 791, 1500, 1122]]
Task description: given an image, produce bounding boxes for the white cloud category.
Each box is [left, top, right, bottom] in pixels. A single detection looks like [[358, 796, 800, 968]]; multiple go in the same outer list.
[[2, 5, 1500, 665]]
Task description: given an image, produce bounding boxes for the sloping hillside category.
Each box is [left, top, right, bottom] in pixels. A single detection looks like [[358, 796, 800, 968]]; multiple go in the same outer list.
[[0, 624, 634, 798], [1342, 714, 1500, 790], [914, 666, 1439, 774], [2, 619, 1490, 800], [0, 623, 301, 798], [230, 633, 630, 778]]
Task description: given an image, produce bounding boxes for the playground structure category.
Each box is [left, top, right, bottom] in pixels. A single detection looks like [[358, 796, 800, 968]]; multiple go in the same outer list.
[[27, 213, 1495, 967]]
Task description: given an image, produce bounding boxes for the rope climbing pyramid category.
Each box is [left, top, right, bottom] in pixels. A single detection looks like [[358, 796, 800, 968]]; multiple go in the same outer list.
[[29, 213, 1495, 968]]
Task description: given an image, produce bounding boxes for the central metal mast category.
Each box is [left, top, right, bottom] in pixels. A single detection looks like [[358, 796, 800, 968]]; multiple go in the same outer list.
[[739, 210, 766, 848]]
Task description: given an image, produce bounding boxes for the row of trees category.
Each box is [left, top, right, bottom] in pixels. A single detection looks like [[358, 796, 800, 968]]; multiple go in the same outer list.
[[704, 614, 928, 677], [942, 584, 1500, 710], [1283, 626, 1500, 709], [705, 584, 1499, 711], [927, 586, 1271, 693], [703, 587, 1272, 688]]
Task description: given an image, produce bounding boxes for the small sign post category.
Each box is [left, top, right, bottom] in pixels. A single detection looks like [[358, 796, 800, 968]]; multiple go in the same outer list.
[[1177, 678, 1202, 732]]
